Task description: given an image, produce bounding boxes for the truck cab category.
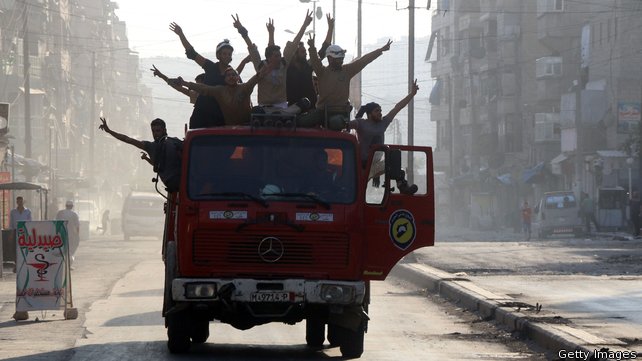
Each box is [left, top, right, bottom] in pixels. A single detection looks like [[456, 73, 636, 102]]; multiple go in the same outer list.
[[162, 125, 434, 358]]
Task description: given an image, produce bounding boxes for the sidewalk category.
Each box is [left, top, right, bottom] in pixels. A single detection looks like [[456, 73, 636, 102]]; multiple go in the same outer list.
[[390, 226, 642, 360]]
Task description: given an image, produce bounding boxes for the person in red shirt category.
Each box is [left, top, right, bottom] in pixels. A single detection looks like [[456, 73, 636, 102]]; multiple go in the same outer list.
[[521, 200, 532, 241]]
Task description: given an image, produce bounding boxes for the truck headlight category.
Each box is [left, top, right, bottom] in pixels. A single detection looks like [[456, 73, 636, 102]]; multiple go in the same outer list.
[[185, 283, 217, 299], [320, 284, 355, 303]]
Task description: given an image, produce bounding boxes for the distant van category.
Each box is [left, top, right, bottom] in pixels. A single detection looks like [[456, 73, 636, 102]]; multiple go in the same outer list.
[[533, 191, 583, 239], [121, 192, 166, 241]]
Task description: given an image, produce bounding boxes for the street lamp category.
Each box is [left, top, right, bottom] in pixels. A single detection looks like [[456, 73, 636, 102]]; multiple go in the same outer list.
[[299, 0, 323, 35], [627, 157, 634, 199]]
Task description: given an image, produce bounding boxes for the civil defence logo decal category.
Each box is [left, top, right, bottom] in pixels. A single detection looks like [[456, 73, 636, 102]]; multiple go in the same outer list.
[[389, 209, 416, 250]]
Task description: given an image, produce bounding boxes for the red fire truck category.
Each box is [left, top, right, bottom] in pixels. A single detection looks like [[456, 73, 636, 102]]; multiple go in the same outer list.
[[161, 125, 434, 358]]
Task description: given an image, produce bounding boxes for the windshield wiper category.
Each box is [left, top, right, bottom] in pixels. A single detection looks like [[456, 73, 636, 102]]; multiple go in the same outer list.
[[198, 192, 268, 208], [268, 192, 331, 209]]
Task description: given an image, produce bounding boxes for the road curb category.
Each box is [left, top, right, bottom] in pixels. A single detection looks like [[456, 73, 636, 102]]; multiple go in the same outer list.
[[391, 262, 627, 360]]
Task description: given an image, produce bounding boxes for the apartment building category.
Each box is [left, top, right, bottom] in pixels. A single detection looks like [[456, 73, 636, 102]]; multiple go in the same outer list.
[[429, 0, 641, 229], [0, 0, 152, 199]]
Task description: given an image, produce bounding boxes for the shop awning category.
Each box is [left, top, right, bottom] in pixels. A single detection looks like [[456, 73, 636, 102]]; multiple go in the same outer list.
[[522, 162, 545, 184], [496, 173, 512, 185]]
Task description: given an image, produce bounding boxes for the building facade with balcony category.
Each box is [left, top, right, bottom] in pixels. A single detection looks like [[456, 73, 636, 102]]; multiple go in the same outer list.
[[430, 0, 642, 230], [0, 0, 153, 213]]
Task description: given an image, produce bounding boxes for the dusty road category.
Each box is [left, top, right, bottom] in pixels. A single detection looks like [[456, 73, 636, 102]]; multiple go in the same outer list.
[[411, 227, 642, 352], [0, 235, 547, 361]]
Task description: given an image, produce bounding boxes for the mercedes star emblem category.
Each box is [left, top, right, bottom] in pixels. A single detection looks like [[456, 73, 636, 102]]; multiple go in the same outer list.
[[258, 237, 284, 263]]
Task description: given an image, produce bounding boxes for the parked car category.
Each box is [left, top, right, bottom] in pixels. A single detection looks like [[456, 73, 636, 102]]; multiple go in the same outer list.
[[533, 191, 584, 239], [121, 192, 165, 241], [75, 199, 100, 241]]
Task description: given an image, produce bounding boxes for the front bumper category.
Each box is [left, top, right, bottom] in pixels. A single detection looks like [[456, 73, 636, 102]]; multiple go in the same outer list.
[[172, 278, 366, 306]]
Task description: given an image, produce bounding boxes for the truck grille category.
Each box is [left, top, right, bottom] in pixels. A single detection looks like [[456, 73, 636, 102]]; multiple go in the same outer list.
[[192, 231, 350, 268]]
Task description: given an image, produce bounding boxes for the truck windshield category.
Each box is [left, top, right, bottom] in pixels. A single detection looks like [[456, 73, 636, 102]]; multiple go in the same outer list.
[[187, 135, 357, 204]]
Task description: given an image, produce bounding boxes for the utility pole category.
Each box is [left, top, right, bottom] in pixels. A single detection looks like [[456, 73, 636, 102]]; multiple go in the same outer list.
[[407, 0, 415, 183], [23, 4, 32, 160], [90, 51, 96, 178], [638, 68, 642, 196], [332, 0, 336, 43], [356, 0, 362, 109]]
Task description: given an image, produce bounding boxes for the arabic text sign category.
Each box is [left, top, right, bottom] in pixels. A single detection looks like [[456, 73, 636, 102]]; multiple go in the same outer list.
[[15, 221, 69, 312], [617, 101, 641, 133]]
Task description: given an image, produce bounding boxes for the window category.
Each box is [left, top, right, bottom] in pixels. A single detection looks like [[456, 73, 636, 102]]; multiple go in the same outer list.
[[538, 0, 564, 13], [188, 135, 357, 204], [536, 57, 562, 78], [440, 26, 450, 56]]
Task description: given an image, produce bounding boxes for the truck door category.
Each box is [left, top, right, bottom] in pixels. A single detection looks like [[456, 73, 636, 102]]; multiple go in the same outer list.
[[362, 145, 435, 280]]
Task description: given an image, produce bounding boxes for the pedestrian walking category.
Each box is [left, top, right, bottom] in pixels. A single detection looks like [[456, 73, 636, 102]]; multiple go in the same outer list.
[[521, 200, 532, 241], [580, 192, 600, 233], [56, 200, 80, 268], [101, 210, 110, 235], [629, 191, 641, 237]]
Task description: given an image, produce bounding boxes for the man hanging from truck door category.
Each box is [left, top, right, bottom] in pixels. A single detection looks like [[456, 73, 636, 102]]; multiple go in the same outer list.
[[349, 80, 420, 195], [98, 117, 182, 193]]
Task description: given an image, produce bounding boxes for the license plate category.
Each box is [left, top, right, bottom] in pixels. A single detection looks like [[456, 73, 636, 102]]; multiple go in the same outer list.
[[250, 292, 291, 302]]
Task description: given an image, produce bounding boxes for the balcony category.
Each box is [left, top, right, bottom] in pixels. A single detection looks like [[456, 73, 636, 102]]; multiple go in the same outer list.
[[537, 77, 562, 103], [537, 12, 573, 51]]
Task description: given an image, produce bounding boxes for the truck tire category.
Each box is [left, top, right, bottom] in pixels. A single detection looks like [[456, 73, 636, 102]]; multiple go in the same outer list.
[[305, 317, 325, 348], [327, 324, 340, 346], [167, 312, 191, 353], [337, 325, 365, 358], [190, 318, 210, 344]]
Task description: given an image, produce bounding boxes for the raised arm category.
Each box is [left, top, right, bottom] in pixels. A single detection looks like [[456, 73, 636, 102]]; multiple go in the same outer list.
[[318, 13, 335, 58], [290, 10, 313, 48], [266, 18, 275, 47], [172, 77, 221, 100], [235, 54, 253, 75], [345, 39, 392, 76], [232, 14, 261, 70], [169, 22, 207, 67], [307, 34, 324, 74], [98, 117, 146, 150], [384, 79, 419, 120], [151, 65, 191, 97]]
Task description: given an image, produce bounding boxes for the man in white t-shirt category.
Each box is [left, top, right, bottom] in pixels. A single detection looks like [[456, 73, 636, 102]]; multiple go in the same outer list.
[[10, 196, 32, 229]]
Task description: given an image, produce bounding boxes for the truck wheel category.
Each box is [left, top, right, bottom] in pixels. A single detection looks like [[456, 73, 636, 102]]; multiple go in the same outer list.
[[167, 313, 191, 353], [337, 325, 365, 358], [305, 317, 325, 348], [190, 318, 210, 344]]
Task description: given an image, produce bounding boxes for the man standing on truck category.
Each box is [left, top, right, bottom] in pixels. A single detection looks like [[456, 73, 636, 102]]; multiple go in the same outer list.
[[298, 35, 392, 130], [233, 12, 312, 110], [170, 65, 272, 125], [169, 22, 233, 129], [98, 117, 182, 193]]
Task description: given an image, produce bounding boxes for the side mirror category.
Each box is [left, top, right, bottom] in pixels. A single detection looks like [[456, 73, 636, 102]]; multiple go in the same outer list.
[[385, 149, 404, 180]]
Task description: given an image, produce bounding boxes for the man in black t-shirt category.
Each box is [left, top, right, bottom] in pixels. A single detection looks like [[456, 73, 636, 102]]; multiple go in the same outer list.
[[170, 22, 234, 128], [98, 117, 182, 193]]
